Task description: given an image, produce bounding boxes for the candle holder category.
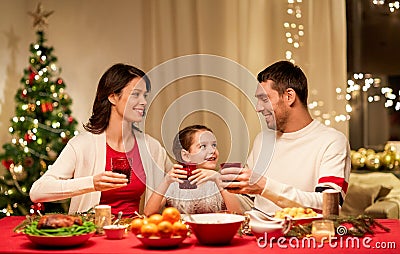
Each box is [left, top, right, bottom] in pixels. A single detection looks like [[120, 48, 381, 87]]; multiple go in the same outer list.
[[311, 219, 335, 243]]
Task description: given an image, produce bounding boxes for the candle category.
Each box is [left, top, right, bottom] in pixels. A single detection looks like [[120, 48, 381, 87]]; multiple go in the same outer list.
[[95, 205, 111, 234], [322, 189, 340, 217], [311, 219, 335, 243]]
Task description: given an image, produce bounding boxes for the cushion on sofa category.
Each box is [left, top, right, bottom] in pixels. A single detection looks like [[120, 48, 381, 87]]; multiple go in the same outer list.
[[340, 183, 392, 216]]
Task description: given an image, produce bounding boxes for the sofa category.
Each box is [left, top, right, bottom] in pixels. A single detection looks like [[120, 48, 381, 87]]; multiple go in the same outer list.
[[340, 172, 400, 219]]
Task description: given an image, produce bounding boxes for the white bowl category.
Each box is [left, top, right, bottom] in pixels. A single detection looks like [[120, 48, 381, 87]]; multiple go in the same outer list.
[[245, 210, 287, 239], [103, 225, 127, 240], [182, 213, 245, 245]]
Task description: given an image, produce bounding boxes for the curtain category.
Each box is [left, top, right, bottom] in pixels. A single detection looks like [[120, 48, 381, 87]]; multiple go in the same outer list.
[[139, 0, 347, 162]]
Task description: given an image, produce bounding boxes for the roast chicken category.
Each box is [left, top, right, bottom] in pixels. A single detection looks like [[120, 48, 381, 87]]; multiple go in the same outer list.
[[37, 214, 83, 229]]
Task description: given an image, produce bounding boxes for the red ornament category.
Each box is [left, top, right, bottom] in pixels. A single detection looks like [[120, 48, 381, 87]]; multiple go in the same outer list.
[[24, 133, 33, 143], [21, 89, 28, 99], [57, 78, 63, 85], [30, 202, 45, 215], [41, 103, 47, 113], [68, 116, 73, 123], [47, 102, 53, 112], [41, 102, 53, 112], [28, 67, 37, 85], [1, 159, 14, 170]]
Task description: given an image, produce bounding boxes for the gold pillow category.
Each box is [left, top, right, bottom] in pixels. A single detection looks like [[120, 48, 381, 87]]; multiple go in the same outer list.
[[340, 183, 392, 216]]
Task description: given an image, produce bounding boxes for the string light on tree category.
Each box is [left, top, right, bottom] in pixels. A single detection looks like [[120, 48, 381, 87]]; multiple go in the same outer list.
[[0, 3, 78, 218]]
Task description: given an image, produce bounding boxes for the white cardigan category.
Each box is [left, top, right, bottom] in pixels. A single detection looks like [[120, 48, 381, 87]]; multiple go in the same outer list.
[[30, 130, 172, 214]]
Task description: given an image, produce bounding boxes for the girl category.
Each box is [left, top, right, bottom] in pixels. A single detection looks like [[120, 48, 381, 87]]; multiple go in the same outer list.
[[144, 125, 243, 215]]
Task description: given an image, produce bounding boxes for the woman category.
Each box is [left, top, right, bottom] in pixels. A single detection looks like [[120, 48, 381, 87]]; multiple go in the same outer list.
[[144, 125, 243, 215], [30, 63, 172, 217]]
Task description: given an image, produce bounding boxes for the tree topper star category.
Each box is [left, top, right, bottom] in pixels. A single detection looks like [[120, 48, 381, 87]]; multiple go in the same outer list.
[[28, 3, 54, 30]]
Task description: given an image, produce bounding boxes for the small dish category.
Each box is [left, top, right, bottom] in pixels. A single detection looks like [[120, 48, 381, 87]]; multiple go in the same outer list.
[[135, 235, 187, 248], [103, 224, 128, 240]]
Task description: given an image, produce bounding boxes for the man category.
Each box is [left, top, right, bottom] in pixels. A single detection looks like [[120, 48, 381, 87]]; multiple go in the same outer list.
[[221, 61, 351, 212]]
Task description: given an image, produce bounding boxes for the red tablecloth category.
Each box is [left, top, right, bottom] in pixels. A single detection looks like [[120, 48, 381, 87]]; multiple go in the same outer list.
[[0, 216, 399, 254]]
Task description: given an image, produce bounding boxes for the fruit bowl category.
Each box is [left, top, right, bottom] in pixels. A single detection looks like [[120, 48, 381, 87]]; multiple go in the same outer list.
[[134, 234, 187, 248], [182, 213, 245, 245]]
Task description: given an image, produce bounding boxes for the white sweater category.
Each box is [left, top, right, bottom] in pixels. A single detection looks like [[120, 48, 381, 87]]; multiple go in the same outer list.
[[247, 120, 351, 213], [30, 130, 173, 214]]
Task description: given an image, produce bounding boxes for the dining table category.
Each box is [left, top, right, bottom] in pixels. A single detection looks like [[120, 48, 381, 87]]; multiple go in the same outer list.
[[0, 216, 399, 254]]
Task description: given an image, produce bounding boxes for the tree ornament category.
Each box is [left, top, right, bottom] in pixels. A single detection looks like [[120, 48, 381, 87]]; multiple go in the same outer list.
[[68, 116, 74, 124], [24, 157, 34, 168], [28, 103, 36, 111], [1, 159, 14, 170], [57, 78, 63, 85], [40, 160, 47, 170], [28, 3, 54, 30], [30, 202, 45, 215], [28, 71, 36, 85], [21, 89, 28, 99], [24, 131, 35, 143], [40, 102, 53, 112]]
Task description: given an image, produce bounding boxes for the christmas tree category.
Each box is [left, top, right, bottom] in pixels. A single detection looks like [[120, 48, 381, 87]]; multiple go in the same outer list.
[[0, 3, 78, 217]]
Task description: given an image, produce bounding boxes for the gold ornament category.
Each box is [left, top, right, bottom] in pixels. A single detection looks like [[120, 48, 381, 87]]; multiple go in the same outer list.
[[357, 148, 368, 156], [381, 152, 395, 169], [40, 160, 47, 170], [28, 3, 54, 30], [384, 144, 397, 155], [365, 154, 381, 170], [28, 103, 36, 111], [351, 151, 366, 169]]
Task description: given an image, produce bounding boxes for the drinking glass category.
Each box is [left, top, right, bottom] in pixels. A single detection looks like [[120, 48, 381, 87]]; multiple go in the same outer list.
[[220, 162, 242, 190], [111, 157, 132, 184], [179, 163, 197, 189]]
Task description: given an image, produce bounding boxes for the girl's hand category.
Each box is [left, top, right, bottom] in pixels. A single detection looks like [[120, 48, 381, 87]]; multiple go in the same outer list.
[[188, 168, 220, 185], [165, 164, 187, 184], [93, 171, 128, 191]]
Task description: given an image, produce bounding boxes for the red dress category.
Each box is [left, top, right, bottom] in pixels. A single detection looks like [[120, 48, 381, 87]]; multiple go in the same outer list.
[[100, 141, 146, 217]]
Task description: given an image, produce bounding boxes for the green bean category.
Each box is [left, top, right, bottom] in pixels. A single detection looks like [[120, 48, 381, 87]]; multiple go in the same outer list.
[[23, 217, 96, 236]]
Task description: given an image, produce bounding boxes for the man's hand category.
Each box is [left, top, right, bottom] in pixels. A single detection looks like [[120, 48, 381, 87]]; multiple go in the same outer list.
[[220, 165, 266, 194]]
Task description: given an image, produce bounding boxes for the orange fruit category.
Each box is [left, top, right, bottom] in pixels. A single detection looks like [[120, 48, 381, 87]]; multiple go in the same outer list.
[[147, 214, 163, 225], [157, 221, 173, 238], [172, 221, 188, 237], [140, 223, 158, 238], [162, 207, 181, 224], [130, 218, 144, 234]]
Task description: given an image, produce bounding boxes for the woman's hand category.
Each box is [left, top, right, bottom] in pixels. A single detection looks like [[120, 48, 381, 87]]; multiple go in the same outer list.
[[93, 171, 128, 191], [164, 164, 187, 184], [188, 168, 220, 185]]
